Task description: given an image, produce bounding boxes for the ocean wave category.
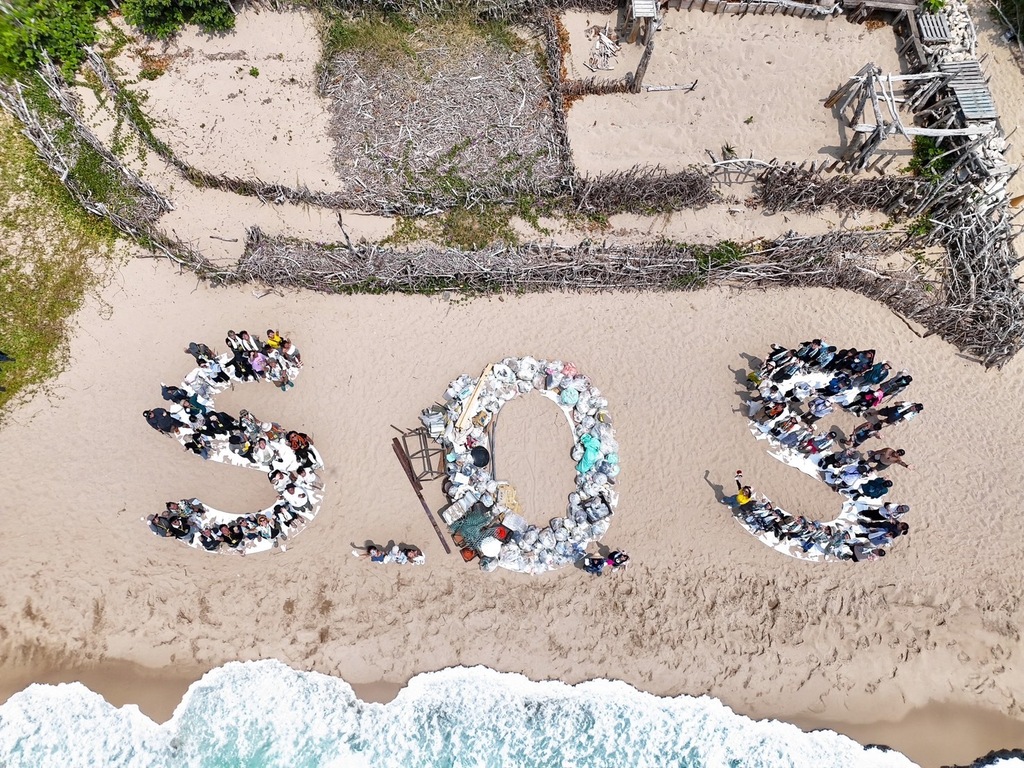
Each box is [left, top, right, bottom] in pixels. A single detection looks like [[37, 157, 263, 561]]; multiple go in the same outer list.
[[0, 661, 1018, 768]]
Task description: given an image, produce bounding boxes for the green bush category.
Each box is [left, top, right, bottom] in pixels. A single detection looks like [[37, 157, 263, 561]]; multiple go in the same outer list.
[[906, 136, 953, 182], [0, 0, 107, 78], [122, 0, 236, 39]]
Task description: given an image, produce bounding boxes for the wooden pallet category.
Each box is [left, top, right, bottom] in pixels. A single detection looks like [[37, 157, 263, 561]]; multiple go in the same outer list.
[[917, 12, 951, 44], [939, 60, 999, 121]]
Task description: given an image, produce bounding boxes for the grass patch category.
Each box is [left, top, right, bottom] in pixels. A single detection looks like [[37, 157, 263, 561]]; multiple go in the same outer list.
[[321, 12, 417, 62], [0, 112, 118, 416], [319, 9, 523, 65], [386, 205, 519, 250]]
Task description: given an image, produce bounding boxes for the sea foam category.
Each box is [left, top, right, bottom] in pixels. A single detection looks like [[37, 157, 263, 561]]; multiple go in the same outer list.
[[0, 660, 1018, 768]]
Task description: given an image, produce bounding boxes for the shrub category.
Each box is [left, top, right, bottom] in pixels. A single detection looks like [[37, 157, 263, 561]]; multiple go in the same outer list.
[[0, 0, 107, 78], [121, 0, 235, 40]]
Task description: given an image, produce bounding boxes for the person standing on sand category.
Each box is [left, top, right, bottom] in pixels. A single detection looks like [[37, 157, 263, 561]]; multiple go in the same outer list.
[[848, 421, 881, 448], [876, 402, 924, 427], [732, 470, 756, 512], [867, 447, 912, 472]]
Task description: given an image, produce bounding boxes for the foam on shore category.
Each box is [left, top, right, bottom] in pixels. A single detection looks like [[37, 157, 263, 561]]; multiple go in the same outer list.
[[2, 660, 1003, 768]]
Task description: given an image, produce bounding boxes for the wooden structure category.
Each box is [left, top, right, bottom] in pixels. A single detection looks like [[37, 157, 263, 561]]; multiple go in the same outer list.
[[391, 437, 452, 554], [391, 424, 445, 481], [847, 0, 916, 22], [917, 12, 951, 44], [938, 60, 999, 121], [826, 63, 994, 172], [625, 0, 658, 44]]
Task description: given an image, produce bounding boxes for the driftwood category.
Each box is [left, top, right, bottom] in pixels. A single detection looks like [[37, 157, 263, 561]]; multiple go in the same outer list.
[[4, 17, 1023, 369]]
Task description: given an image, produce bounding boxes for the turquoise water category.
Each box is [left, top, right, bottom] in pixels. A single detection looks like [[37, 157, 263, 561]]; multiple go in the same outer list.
[[0, 660, 1017, 768]]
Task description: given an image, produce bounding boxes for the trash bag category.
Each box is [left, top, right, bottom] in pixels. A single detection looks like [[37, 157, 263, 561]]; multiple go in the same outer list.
[[576, 433, 602, 474]]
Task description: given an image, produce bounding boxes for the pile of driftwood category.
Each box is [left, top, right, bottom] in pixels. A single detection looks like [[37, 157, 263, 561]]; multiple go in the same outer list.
[[4, 10, 1023, 367], [322, 41, 564, 211], [756, 164, 927, 215], [232, 224, 1024, 367], [574, 166, 717, 212], [233, 226, 917, 294]]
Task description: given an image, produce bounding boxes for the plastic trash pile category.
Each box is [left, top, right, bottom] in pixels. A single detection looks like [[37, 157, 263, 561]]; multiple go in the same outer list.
[[423, 357, 620, 574]]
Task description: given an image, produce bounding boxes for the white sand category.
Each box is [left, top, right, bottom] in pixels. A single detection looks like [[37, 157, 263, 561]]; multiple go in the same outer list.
[[3, 255, 1024, 758], [566, 10, 912, 173], [126, 9, 343, 191]]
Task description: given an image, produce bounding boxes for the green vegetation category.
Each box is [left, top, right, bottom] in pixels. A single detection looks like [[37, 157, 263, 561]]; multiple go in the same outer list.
[[0, 112, 118, 414], [907, 215, 933, 237], [122, 0, 235, 40], [0, 0, 107, 78], [248, 66, 260, 78], [387, 205, 520, 250], [906, 136, 953, 182], [923, 0, 945, 12], [319, 8, 522, 64], [321, 12, 417, 62], [0, 0, 236, 81], [699, 240, 745, 269]]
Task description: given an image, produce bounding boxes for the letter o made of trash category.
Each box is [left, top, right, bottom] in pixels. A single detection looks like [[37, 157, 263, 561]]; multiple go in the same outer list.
[[424, 357, 620, 574]]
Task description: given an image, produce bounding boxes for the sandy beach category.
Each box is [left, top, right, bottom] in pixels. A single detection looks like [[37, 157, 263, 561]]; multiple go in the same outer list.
[[4, 1, 1024, 764], [2, 256, 1024, 765]]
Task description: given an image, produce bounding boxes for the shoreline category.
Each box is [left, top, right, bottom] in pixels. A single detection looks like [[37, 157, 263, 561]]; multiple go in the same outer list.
[[1, 660, 1021, 767]]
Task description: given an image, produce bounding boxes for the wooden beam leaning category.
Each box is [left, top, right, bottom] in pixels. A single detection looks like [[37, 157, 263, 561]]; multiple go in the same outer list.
[[392, 437, 452, 555]]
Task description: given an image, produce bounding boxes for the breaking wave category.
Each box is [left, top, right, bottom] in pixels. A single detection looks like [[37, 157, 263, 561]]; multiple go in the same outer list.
[[0, 661, 1018, 768]]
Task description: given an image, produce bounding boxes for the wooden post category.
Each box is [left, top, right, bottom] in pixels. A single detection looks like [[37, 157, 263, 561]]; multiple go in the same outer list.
[[392, 438, 452, 555], [631, 35, 656, 93]]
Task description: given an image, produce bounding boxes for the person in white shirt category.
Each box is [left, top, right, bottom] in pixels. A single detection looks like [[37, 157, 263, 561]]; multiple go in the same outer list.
[[250, 438, 276, 466], [282, 484, 310, 511]]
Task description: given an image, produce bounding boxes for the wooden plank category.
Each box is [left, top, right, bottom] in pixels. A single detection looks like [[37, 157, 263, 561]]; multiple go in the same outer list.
[[392, 437, 452, 555], [455, 364, 492, 432], [851, 122, 994, 136]]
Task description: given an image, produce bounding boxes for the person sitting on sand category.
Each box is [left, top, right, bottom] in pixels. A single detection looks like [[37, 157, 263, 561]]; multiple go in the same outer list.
[[219, 524, 244, 549], [265, 329, 283, 349], [880, 372, 913, 401], [817, 372, 853, 397], [401, 547, 425, 565], [184, 433, 210, 460], [238, 330, 261, 353], [185, 341, 215, 363], [143, 408, 177, 434], [198, 527, 222, 552], [273, 502, 301, 529], [167, 517, 192, 540], [279, 338, 301, 366], [860, 361, 891, 386], [795, 339, 822, 363], [854, 477, 893, 500], [353, 546, 387, 563], [825, 348, 857, 372], [249, 350, 268, 379], [250, 437, 276, 466], [849, 349, 875, 374], [849, 388, 884, 416], [225, 330, 244, 352], [811, 345, 837, 369], [801, 395, 833, 425], [800, 430, 838, 456], [282, 483, 310, 512]]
